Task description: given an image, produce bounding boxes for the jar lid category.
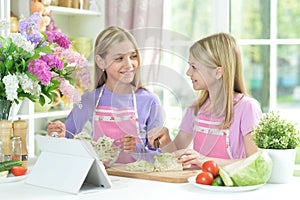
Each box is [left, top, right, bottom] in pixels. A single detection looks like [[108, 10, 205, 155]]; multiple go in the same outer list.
[[13, 120, 27, 129], [0, 120, 12, 128]]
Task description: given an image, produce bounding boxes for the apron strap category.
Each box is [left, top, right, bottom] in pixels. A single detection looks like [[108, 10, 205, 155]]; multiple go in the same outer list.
[[94, 84, 144, 145]]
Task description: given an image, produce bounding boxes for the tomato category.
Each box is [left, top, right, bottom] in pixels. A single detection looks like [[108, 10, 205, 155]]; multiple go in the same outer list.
[[195, 172, 214, 185], [11, 166, 27, 176], [202, 160, 219, 177]]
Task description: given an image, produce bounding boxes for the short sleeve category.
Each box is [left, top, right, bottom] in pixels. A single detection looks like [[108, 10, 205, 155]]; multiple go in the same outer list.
[[179, 107, 195, 134], [240, 98, 262, 136]]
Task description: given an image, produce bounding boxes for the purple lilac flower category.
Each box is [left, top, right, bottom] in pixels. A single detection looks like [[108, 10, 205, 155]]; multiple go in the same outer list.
[[18, 12, 42, 47], [40, 54, 64, 70], [27, 32, 42, 47], [28, 13, 42, 31], [45, 31, 71, 49], [19, 13, 41, 33], [28, 59, 52, 85], [0, 41, 2, 48], [18, 19, 31, 35], [41, 41, 49, 47]]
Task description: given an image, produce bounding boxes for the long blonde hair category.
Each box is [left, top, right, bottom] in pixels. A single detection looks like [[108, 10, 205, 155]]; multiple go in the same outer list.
[[189, 33, 246, 128], [94, 26, 143, 91]]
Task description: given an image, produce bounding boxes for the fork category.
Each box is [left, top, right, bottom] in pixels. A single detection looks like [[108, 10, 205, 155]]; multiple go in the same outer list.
[[51, 128, 76, 138]]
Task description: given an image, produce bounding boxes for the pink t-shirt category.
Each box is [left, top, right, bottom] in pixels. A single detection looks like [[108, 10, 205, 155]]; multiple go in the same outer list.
[[179, 94, 262, 158]]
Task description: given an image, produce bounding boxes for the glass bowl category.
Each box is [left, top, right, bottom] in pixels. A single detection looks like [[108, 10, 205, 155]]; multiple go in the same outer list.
[[92, 143, 121, 168]]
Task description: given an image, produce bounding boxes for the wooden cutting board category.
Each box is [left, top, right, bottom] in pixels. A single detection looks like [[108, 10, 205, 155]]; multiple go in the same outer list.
[[106, 165, 201, 183]]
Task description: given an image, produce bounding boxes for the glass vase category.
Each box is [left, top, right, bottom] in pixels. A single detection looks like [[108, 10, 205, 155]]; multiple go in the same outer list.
[[0, 99, 12, 120]]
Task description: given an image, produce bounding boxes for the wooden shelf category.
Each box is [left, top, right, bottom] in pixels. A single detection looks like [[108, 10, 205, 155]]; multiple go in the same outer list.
[[49, 6, 101, 16], [33, 109, 71, 119], [15, 109, 70, 120]]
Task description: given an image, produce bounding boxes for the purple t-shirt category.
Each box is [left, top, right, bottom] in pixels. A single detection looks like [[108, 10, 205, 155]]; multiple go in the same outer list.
[[179, 94, 262, 158], [64, 86, 164, 161]]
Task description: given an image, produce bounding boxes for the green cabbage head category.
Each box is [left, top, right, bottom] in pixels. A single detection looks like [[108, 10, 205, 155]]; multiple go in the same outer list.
[[223, 150, 272, 186]]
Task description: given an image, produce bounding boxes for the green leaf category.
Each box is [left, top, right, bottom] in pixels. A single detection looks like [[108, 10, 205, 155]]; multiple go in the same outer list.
[[39, 95, 46, 106], [5, 59, 14, 70], [37, 45, 53, 54], [26, 72, 39, 81], [0, 61, 5, 73], [252, 111, 300, 149], [18, 93, 36, 102]]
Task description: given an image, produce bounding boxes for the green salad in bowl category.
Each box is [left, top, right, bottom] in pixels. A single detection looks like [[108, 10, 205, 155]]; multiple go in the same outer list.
[[75, 132, 121, 168], [91, 135, 121, 168]]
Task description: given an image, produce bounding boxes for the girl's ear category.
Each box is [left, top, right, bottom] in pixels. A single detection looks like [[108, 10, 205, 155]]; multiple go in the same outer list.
[[95, 55, 105, 70], [215, 67, 223, 79]]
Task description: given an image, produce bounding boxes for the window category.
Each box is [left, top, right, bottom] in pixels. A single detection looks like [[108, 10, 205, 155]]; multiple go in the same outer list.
[[231, 0, 300, 125], [160, 0, 228, 137], [161, 0, 300, 135]]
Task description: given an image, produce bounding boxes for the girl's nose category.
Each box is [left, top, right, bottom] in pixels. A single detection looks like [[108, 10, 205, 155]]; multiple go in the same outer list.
[[186, 66, 192, 76], [124, 57, 134, 68]]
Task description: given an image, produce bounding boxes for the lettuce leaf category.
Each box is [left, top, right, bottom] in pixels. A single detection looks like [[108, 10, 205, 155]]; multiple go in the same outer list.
[[223, 150, 272, 186]]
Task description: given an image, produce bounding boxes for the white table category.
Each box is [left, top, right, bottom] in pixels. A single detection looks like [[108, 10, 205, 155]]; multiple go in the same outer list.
[[1, 175, 300, 200]]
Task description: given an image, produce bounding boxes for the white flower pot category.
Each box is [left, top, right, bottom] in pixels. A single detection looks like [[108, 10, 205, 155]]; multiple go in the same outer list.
[[265, 148, 296, 184]]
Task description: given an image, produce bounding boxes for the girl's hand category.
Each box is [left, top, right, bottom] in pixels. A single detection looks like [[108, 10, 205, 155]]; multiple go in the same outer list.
[[147, 126, 171, 148], [121, 134, 136, 153], [173, 149, 206, 168], [47, 121, 66, 138]]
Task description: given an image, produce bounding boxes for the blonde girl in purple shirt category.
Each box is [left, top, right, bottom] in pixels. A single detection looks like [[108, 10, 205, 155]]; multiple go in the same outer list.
[[148, 33, 262, 168], [47, 26, 164, 163]]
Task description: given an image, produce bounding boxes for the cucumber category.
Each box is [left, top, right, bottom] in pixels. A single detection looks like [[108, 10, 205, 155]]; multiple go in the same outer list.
[[219, 167, 234, 186], [0, 160, 23, 172], [0, 170, 9, 178]]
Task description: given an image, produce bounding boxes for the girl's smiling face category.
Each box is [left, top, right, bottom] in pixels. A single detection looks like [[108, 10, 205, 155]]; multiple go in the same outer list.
[[186, 55, 223, 91], [102, 40, 139, 88], [187, 55, 210, 90]]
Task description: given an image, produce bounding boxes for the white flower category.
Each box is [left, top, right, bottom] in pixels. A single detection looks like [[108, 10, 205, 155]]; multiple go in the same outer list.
[[8, 33, 35, 55], [3, 74, 19, 101], [17, 73, 41, 98]]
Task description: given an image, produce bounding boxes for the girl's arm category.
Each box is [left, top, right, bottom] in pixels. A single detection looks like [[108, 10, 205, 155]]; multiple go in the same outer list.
[[243, 132, 258, 156], [160, 130, 194, 153], [175, 132, 258, 168]]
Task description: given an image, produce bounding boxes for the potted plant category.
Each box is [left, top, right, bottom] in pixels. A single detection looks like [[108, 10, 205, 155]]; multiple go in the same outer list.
[[252, 111, 300, 183]]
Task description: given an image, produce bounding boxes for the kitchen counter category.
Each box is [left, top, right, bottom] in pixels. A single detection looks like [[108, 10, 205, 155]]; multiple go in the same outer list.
[[1, 175, 300, 200]]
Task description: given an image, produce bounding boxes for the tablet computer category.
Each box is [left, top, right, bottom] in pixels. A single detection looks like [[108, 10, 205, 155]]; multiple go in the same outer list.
[[26, 135, 112, 194]]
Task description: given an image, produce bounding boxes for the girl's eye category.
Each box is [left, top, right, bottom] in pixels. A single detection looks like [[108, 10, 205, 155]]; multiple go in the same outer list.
[[131, 54, 138, 59], [191, 65, 197, 69], [115, 57, 123, 61]]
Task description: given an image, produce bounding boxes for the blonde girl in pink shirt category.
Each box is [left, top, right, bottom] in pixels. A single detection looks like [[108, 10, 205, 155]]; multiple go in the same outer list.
[[148, 33, 262, 168]]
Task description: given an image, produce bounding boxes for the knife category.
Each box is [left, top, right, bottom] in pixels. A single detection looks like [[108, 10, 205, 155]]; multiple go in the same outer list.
[[154, 138, 160, 150]]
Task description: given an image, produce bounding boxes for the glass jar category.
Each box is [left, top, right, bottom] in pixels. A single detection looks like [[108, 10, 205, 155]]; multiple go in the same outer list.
[[13, 119, 28, 167], [11, 136, 22, 161]]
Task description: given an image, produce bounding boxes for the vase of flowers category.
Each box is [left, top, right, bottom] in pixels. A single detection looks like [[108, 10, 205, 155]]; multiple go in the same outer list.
[[0, 12, 91, 120], [252, 111, 300, 183], [0, 99, 12, 120]]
